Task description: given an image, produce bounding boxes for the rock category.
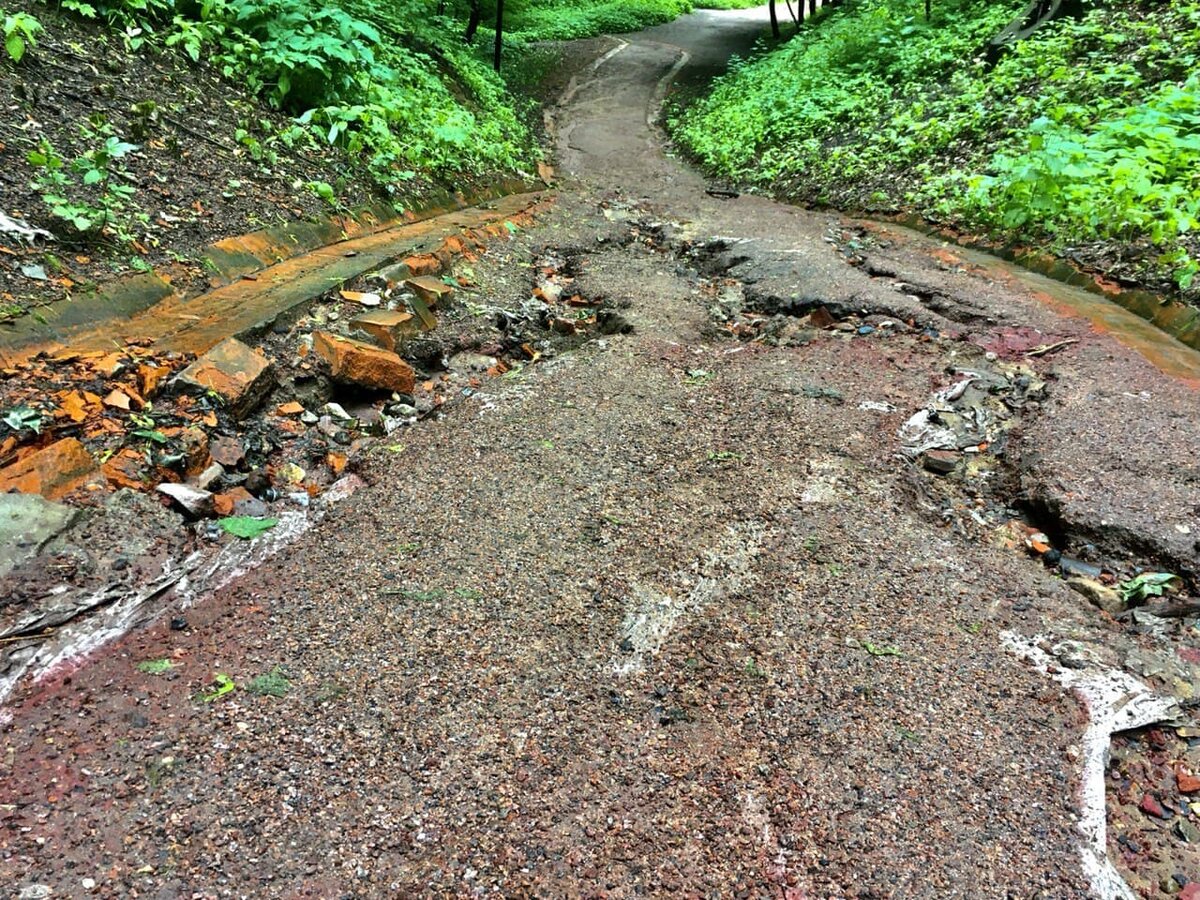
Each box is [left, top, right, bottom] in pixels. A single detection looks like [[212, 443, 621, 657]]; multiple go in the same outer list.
[[0, 493, 80, 579], [550, 317, 577, 335], [921, 449, 961, 475], [1067, 577, 1123, 615], [448, 351, 498, 373], [597, 309, 633, 335], [234, 495, 269, 517], [209, 436, 245, 469], [1178, 765, 1200, 794], [807, 307, 836, 329], [180, 426, 210, 475], [244, 468, 271, 495], [156, 483, 214, 516], [1141, 792, 1172, 819], [404, 275, 453, 308], [312, 331, 416, 394], [213, 487, 254, 517], [178, 337, 275, 418], [1176, 818, 1200, 843], [0, 438, 99, 500], [192, 462, 225, 491], [1059, 556, 1103, 579], [351, 309, 424, 352], [324, 402, 354, 421]]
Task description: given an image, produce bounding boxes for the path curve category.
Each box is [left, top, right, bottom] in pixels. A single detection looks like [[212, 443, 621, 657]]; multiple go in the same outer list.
[[5, 7, 1200, 898]]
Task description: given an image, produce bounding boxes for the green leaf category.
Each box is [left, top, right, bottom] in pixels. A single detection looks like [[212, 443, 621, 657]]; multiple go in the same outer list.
[[218, 516, 279, 539], [863, 641, 903, 657], [136, 658, 175, 675], [5, 33, 24, 64], [200, 672, 235, 703]]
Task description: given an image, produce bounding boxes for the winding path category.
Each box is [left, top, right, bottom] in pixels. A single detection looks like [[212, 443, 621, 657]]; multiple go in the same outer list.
[[5, 8, 1200, 897]]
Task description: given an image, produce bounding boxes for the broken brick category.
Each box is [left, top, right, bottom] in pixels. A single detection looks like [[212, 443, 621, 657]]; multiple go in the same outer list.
[[312, 331, 415, 394], [402, 254, 441, 277], [404, 275, 453, 308], [180, 426, 210, 476], [102, 448, 149, 490], [808, 307, 836, 329], [350, 309, 425, 352], [921, 449, 961, 475], [178, 337, 275, 419], [1140, 792, 1171, 819], [1177, 766, 1200, 794], [213, 487, 255, 517], [138, 363, 172, 398], [0, 438, 98, 500]]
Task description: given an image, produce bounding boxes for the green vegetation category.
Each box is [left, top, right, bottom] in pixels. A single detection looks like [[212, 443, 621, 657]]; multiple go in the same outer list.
[[1120, 571, 1182, 605], [28, 125, 140, 238], [247, 666, 291, 697], [3, 8, 42, 61], [498, 0, 691, 41], [218, 515, 279, 538], [9, 0, 700, 251], [199, 672, 236, 702], [136, 658, 176, 674], [673, 0, 1200, 294]]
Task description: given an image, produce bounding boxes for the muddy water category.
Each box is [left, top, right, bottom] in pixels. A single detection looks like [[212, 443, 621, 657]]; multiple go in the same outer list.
[[884, 223, 1200, 385]]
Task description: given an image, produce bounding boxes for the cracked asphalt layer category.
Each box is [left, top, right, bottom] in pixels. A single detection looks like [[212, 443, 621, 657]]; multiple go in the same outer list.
[[4, 7, 1200, 897]]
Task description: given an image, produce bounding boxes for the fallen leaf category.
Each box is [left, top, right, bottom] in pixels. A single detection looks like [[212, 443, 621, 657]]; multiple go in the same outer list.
[[218, 516, 278, 539]]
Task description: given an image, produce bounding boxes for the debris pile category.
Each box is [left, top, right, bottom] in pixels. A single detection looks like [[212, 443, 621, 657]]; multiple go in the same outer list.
[[0, 229, 629, 534]]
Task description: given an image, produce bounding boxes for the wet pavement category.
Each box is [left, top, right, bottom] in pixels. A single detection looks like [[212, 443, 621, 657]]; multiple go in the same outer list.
[[3, 7, 1200, 898]]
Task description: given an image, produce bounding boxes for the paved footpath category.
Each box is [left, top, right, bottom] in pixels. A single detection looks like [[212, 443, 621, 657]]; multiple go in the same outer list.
[[4, 8, 1200, 898]]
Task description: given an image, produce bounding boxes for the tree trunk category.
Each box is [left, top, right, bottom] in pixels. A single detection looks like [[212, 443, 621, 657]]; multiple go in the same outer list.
[[493, 0, 504, 71], [465, 0, 481, 44], [769, 0, 780, 37]]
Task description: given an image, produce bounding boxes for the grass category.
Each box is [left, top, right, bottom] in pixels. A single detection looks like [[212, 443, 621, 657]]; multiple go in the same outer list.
[[672, 0, 1200, 297], [498, 0, 693, 41]]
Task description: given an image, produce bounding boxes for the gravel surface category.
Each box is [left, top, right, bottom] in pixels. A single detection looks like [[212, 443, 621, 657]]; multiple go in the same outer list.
[[4, 7, 1200, 898]]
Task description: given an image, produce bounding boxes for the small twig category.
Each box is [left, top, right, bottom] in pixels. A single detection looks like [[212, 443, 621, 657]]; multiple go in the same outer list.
[[0, 627, 56, 645], [1025, 338, 1079, 357], [160, 113, 237, 154]]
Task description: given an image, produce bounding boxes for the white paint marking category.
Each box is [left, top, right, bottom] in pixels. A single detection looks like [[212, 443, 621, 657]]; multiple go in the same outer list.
[[1001, 631, 1179, 900], [0, 476, 365, 710], [611, 522, 762, 675]]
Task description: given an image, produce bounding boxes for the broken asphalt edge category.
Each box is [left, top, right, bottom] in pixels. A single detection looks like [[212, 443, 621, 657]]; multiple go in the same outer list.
[[0, 176, 543, 365], [872, 213, 1200, 352]]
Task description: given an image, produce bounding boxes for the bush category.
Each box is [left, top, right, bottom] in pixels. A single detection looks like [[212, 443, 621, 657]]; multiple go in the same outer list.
[[673, 0, 1200, 291]]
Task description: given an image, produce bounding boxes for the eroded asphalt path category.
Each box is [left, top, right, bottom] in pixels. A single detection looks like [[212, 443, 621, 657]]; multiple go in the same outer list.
[[6, 9, 1200, 898]]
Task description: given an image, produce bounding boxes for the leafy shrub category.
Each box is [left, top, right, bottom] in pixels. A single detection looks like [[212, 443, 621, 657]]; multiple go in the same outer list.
[[27, 123, 142, 240], [674, 0, 1200, 292], [3, 8, 43, 61]]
